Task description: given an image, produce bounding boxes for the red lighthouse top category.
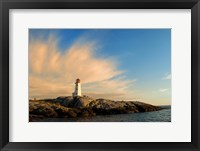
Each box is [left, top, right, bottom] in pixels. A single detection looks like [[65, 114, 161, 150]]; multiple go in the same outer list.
[[76, 78, 80, 83]]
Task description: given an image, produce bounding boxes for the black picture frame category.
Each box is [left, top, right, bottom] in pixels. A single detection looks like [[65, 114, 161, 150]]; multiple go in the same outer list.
[[0, 0, 199, 151]]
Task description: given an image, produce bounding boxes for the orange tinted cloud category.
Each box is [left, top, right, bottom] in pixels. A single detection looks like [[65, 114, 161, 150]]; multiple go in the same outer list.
[[29, 35, 134, 99]]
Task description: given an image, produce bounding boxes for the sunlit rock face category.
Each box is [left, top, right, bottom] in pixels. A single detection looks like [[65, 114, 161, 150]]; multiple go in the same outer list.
[[70, 96, 94, 108]]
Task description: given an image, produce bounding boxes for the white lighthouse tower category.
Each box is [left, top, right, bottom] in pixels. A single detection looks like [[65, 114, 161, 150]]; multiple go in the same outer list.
[[72, 78, 82, 97]]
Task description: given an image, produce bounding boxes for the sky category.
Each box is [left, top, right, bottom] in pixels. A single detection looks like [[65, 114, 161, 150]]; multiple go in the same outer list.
[[29, 29, 171, 105]]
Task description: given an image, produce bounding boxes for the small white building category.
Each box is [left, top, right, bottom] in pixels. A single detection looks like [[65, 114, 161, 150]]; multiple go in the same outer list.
[[72, 78, 82, 97]]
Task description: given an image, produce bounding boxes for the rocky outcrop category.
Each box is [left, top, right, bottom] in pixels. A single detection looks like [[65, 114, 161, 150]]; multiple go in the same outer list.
[[29, 96, 161, 121], [70, 96, 94, 108]]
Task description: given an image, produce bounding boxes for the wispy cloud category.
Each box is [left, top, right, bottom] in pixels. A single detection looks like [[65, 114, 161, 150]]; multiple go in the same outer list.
[[82, 77, 137, 100], [29, 35, 134, 99], [159, 88, 168, 92], [162, 73, 171, 80]]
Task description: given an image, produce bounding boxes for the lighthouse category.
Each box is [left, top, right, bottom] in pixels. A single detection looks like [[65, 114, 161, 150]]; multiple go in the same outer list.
[[72, 78, 82, 97]]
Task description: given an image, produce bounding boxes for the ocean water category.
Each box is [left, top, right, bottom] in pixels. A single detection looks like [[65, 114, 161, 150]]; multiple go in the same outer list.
[[38, 106, 171, 122]]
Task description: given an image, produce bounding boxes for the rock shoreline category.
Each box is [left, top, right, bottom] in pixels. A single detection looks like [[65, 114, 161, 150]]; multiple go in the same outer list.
[[29, 96, 161, 122]]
